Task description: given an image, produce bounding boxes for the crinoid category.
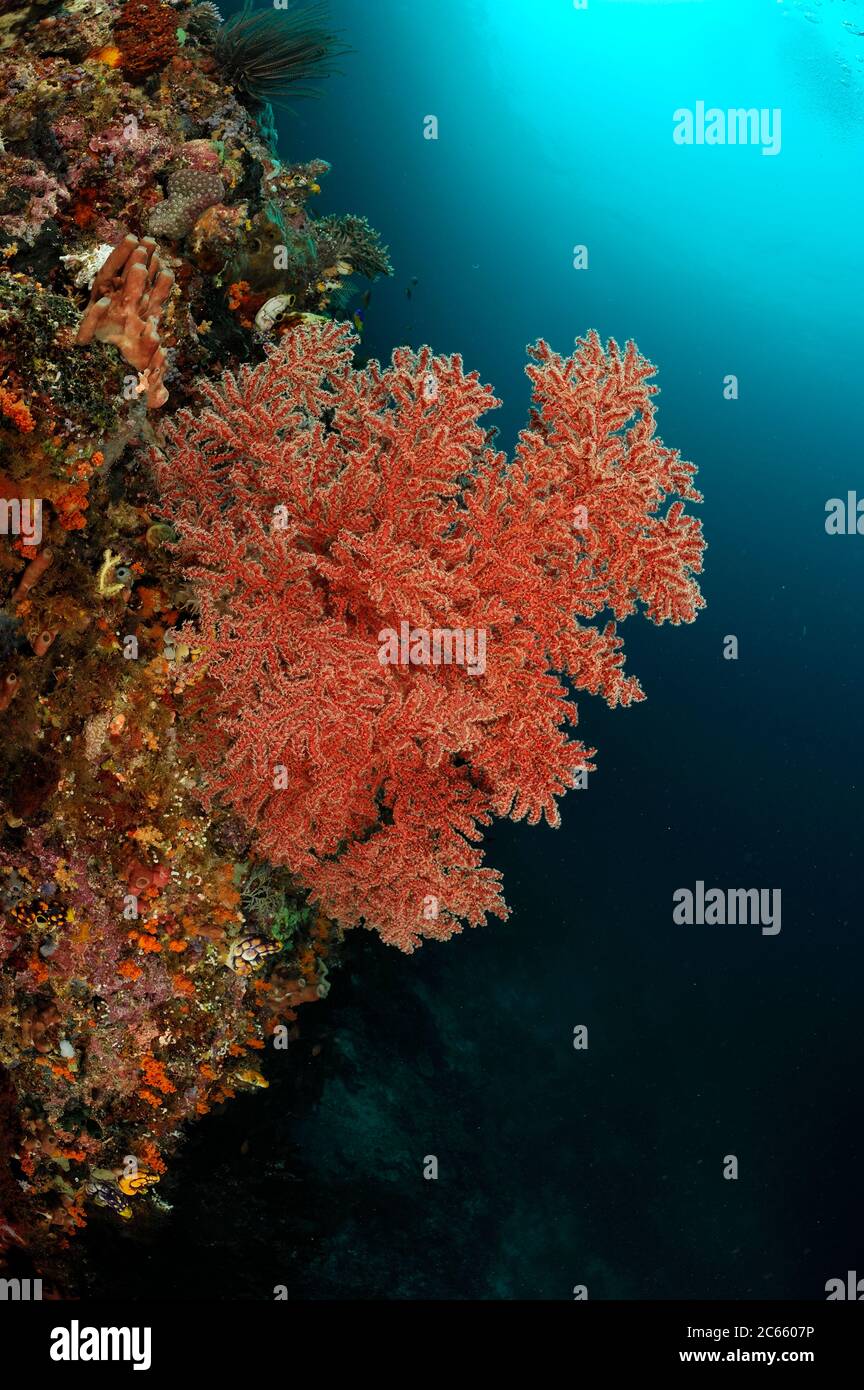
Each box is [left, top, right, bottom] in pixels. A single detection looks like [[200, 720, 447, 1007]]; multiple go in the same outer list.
[[214, 3, 348, 107]]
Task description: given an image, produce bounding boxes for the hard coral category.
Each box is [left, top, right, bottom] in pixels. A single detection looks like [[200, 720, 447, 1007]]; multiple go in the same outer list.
[[113, 0, 179, 81], [147, 167, 225, 241], [155, 322, 704, 951]]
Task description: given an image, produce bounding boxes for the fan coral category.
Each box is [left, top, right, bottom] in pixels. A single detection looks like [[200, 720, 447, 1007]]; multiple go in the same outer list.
[[214, 4, 347, 106], [113, 0, 179, 81], [313, 212, 393, 281], [154, 322, 704, 952]]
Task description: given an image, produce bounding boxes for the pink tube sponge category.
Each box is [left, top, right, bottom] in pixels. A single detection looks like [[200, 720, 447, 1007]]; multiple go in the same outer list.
[[75, 234, 174, 408]]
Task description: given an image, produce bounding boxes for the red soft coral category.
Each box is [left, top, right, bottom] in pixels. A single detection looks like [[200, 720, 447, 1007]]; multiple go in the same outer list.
[[154, 323, 704, 951]]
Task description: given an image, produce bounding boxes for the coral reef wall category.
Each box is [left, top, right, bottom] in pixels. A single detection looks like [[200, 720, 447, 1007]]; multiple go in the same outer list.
[[0, 0, 701, 1289], [0, 0, 382, 1282]]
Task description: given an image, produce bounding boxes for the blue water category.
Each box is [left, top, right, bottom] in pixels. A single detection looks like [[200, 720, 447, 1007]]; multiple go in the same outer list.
[[87, 0, 864, 1299]]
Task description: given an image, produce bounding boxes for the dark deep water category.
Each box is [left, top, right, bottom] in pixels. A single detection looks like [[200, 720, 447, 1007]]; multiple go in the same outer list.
[[82, 0, 863, 1299]]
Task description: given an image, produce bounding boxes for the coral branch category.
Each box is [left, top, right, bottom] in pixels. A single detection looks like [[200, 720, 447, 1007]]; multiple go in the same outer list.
[[155, 324, 704, 951]]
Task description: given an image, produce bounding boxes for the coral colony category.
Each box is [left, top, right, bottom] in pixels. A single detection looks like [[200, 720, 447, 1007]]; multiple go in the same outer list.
[[0, 1, 703, 1287]]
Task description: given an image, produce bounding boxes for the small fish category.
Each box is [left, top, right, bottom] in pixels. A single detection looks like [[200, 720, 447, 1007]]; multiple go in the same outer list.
[[233, 1069, 269, 1089], [118, 1171, 161, 1197], [227, 934, 282, 976], [85, 1180, 132, 1219], [352, 308, 365, 334]]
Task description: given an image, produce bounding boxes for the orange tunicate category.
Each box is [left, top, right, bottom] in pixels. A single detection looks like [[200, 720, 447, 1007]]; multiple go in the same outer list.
[[140, 1143, 167, 1176]]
